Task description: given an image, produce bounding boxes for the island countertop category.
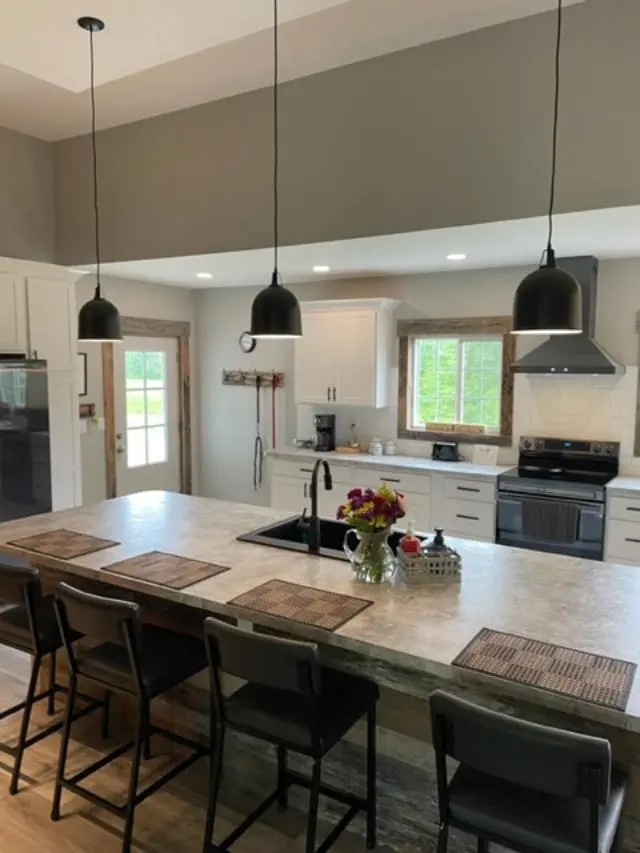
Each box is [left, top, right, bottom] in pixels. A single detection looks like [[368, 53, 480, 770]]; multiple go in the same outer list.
[[0, 491, 638, 732]]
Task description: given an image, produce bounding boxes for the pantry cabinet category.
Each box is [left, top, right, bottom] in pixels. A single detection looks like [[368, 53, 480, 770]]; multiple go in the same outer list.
[[294, 299, 396, 408]]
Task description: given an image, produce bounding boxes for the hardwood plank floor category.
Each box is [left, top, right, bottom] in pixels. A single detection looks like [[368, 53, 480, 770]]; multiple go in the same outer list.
[[0, 657, 393, 853]]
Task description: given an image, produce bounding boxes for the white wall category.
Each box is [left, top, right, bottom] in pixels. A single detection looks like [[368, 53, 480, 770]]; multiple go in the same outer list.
[[76, 274, 198, 504], [195, 258, 640, 505]]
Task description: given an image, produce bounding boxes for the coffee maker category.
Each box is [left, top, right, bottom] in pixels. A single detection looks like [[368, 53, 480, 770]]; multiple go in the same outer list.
[[314, 414, 336, 452]]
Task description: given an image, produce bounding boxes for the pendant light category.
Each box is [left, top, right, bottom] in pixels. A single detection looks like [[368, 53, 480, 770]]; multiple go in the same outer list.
[[512, 0, 581, 336], [77, 17, 122, 342], [250, 0, 302, 339]]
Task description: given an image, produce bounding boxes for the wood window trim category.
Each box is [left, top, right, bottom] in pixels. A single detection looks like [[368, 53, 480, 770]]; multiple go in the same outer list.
[[633, 311, 640, 456], [102, 316, 192, 499], [397, 316, 514, 447]]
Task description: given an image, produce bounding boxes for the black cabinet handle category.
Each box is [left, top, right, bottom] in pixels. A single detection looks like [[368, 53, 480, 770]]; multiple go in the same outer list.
[[381, 477, 401, 484], [625, 537, 640, 544], [458, 486, 480, 493], [304, 483, 308, 499], [456, 513, 479, 521], [299, 467, 313, 473], [626, 507, 640, 512], [327, 387, 331, 401], [332, 387, 337, 402]]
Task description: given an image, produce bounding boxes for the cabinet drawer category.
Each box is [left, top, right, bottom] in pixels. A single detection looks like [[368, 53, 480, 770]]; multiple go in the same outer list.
[[440, 499, 495, 541], [445, 477, 495, 504], [354, 466, 431, 495], [607, 495, 640, 523], [269, 458, 350, 483], [606, 520, 640, 565]]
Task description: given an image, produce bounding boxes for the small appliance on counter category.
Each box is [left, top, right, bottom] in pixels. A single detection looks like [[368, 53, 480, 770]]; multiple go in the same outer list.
[[314, 414, 336, 452], [431, 441, 461, 462], [497, 436, 620, 560]]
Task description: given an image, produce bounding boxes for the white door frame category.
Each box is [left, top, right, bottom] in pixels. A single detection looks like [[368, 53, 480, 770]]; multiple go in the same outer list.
[[101, 317, 192, 499]]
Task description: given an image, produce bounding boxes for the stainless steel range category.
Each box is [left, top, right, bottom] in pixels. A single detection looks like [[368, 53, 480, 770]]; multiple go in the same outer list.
[[497, 436, 620, 560]]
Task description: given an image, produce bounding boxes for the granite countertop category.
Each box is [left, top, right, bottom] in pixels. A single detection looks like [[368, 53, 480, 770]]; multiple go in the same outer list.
[[268, 448, 510, 480], [607, 477, 640, 496], [0, 491, 639, 732]]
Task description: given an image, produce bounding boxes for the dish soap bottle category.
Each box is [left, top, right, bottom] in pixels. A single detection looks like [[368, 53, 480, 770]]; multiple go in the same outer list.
[[399, 521, 421, 555]]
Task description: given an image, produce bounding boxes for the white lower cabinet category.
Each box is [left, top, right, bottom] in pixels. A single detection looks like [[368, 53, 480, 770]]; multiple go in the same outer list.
[[271, 475, 307, 514], [605, 494, 640, 565]]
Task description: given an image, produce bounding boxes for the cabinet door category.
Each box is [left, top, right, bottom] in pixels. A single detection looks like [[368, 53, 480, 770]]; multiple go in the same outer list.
[[335, 311, 378, 406], [402, 490, 432, 534], [294, 311, 336, 404], [0, 273, 27, 353], [271, 474, 306, 513], [27, 277, 76, 372]]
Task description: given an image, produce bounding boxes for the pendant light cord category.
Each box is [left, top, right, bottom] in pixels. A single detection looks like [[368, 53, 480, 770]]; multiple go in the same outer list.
[[88, 26, 102, 296], [545, 0, 563, 264], [272, 0, 279, 281]]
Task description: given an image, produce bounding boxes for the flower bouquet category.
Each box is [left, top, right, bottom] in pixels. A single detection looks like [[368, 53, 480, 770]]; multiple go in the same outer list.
[[337, 483, 406, 583]]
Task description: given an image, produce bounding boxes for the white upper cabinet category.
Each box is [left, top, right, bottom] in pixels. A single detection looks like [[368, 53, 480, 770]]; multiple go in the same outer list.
[[26, 277, 76, 372], [294, 299, 396, 408], [0, 273, 27, 353]]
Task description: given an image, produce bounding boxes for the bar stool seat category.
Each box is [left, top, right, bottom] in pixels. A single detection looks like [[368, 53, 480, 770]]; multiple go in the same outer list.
[[448, 764, 627, 853], [226, 665, 378, 754], [76, 624, 207, 695], [0, 597, 80, 655]]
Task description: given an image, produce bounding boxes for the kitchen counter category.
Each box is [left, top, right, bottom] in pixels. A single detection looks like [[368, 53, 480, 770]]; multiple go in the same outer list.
[[268, 447, 510, 480], [608, 476, 640, 496], [0, 490, 637, 732]]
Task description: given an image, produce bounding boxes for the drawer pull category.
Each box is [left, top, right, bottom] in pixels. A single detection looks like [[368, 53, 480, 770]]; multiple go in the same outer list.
[[299, 468, 313, 473], [381, 477, 401, 484], [457, 486, 480, 493], [456, 513, 479, 521], [625, 537, 640, 544], [626, 507, 640, 512]]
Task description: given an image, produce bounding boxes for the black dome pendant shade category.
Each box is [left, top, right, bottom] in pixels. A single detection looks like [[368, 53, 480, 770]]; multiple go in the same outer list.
[[512, 0, 581, 337], [249, 0, 302, 339], [77, 16, 122, 343]]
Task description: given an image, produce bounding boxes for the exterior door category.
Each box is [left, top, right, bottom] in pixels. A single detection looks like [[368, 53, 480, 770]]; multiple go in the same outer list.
[[113, 336, 181, 496]]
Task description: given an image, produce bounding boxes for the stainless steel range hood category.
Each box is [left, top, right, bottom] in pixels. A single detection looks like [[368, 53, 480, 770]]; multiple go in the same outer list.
[[511, 256, 623, 376]]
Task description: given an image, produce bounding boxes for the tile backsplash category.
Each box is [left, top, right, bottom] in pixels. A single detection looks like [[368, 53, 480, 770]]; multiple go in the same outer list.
[[301, 367, 640, 474]]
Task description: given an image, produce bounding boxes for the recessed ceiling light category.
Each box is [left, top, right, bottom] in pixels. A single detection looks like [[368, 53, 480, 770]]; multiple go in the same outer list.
[[313, 265, 331, 273], [446, 253, 467, 261], [196, 272, 213, 279]]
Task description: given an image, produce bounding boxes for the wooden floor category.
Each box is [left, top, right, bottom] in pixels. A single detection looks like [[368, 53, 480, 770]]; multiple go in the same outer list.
[[0, 652, 393, 853]]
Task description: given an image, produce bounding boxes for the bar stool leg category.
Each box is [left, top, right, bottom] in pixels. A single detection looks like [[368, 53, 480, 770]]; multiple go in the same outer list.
[[366, 706, 377, 849], [9, 653, 41, 795], [121, 702, 145, 853], [305, 760, 322, 853], [437, 824, 449, 853], [276, 745, 288, 812], [101, 691, 111, 741], [47, 650, 56, 716], [51, 672, 78, 821], [202, 724, 225, 853], [477, 839, 489, 853], [141, 700, 152, 760]]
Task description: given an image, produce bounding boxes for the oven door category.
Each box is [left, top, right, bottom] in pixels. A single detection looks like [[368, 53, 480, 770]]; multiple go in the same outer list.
[[497, 493, 604, 560]]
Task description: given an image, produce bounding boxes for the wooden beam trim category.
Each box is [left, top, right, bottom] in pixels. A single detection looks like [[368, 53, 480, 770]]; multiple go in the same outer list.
[[398, 316, 512, 337]]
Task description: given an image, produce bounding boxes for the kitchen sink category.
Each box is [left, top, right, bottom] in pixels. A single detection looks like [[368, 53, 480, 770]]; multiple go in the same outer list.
[[237, 515, 411, 562]]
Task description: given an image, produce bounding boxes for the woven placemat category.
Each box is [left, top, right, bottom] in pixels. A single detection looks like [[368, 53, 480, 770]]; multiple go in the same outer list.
[[8, 529, 120, 560], [228, 578, 373, 632], [453, 627, 636, 711], [103, 551, 230, 590]]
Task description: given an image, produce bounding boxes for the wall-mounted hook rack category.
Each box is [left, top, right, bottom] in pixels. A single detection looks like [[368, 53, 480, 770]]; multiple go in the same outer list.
[[222, 369, 284, 388]]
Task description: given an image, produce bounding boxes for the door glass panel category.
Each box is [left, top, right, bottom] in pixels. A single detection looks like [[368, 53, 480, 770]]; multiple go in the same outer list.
[[124, 351, 168, 468], [127, 428, 146, 468]]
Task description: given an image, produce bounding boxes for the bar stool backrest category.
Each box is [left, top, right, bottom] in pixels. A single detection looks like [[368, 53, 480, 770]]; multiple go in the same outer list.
[[54, 581, 142, 686], [204, 617, 322, 696], [0, 563, 40, 607], [430, 690, 612, 803]]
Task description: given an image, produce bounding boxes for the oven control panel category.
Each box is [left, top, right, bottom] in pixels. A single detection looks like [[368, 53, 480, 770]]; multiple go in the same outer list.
[[519, 436, 620, 457]]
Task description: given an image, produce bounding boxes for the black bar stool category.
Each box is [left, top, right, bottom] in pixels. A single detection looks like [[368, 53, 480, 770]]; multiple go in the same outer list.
[[430, 689, 628, 853], [202, 616, 379, 853], [0, 562, 104, 794], [52, 581, 208, 853]]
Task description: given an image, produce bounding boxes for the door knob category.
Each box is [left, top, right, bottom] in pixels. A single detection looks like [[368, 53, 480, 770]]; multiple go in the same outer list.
[[116, 446, 125, 455]]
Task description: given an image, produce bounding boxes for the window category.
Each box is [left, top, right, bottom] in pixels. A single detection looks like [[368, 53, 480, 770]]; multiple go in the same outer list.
[[411, 337, 503, 433], [397, 316, 514, 445], [125, 351, 168, 468]]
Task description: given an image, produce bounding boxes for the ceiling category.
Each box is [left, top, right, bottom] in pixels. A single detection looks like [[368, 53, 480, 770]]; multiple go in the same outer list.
[[85, 206, 640, 288], [0, 0, 584, 140]]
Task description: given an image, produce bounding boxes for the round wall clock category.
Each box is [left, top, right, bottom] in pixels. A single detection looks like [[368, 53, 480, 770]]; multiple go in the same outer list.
[[239, 331, 257, 353]]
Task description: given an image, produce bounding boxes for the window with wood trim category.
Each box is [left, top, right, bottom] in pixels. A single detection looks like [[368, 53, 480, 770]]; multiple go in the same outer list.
[[398, 317, 514, 446]]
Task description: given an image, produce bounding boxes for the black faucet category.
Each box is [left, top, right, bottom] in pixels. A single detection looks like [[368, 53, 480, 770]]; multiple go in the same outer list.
[[308, 459, 333, 553]]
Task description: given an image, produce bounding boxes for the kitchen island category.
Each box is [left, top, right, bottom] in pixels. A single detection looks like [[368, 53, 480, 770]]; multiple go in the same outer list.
[[1, 491, 640, 851]]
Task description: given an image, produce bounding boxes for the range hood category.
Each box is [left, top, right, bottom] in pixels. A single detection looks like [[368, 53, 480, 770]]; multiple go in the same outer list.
[[512, 256, 623, 376]]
